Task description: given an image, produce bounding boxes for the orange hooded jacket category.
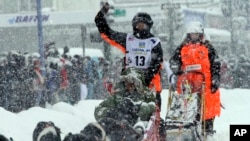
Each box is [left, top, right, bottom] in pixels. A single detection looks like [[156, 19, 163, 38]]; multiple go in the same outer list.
[[172, 42, 221, 120]]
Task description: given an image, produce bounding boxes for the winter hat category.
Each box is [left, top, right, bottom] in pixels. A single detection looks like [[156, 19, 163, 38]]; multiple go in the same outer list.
[[33, 121, 61, 141], [120, 67, 147, 92]]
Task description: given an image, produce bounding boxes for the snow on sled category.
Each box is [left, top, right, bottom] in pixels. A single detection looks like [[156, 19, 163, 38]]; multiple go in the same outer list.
[[164, 71, 206, 141], [165, 91, 202, 141]]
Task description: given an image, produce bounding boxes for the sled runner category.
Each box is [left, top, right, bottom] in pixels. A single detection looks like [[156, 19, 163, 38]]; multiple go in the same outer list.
[[164, 71, 206, 141]]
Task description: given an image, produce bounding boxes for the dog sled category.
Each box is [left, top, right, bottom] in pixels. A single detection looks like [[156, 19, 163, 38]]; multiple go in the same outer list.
[[164, 70, 207, 141], [83, 68, 211, 141]]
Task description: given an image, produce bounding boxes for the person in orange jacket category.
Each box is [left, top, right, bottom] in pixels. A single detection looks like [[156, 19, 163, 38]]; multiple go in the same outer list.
[[94, 2, 163, 109], [169, 21, 221, 135]]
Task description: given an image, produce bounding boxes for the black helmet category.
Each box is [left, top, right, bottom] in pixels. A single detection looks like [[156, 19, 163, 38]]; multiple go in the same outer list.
[[132, 12, 153, 30]]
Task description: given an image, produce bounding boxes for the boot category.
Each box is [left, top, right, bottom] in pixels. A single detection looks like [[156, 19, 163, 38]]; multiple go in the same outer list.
[[203, 118, 216, 135]]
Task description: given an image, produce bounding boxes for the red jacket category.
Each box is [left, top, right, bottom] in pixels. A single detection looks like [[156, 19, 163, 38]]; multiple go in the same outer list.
[[60, 58, 69, 89]]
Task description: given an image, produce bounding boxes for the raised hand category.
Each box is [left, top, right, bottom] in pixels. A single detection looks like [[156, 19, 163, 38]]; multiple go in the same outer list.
[[100, 2, 110, 14]]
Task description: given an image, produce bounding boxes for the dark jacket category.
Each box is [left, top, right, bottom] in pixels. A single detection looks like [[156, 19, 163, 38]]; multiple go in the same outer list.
[[94, 10, 163, 83]]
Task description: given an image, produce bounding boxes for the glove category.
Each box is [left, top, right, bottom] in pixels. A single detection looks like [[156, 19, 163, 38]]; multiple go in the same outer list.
[[170, 64, 183, 75], [174, 70, 184, 75], [169, 83, 176, 92], [100, 2, 110, 14], [211, 84, 219, 93], [211, 87, 217, 93], [155, 93, 161, 110], [211, 77, 220, 94], [144, 71, 154, 86]]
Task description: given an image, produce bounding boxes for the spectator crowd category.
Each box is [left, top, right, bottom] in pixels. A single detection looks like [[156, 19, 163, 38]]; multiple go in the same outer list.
[[0, 42, 123, 113], [219, 54, 250, 89]]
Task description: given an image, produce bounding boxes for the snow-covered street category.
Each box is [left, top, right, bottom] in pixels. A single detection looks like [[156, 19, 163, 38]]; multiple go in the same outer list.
[[0, 88, 249, 141]]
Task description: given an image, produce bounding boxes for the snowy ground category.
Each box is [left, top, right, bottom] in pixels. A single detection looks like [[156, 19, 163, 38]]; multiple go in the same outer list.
[[0, 88, 250, 141]]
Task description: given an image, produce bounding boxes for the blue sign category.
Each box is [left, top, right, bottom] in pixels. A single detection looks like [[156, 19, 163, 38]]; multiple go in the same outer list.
[[8, 15, 49, 24]]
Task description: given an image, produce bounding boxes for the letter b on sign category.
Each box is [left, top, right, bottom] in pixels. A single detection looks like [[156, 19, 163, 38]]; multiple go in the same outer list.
[[230, 125, 250, 141]]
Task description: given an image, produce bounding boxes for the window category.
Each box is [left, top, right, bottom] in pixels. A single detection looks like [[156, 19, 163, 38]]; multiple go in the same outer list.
[[17, 0, 53, 12], [18, 0, 38, 12], [43, 0, 53, 9], [0, 0, 4, 13]]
